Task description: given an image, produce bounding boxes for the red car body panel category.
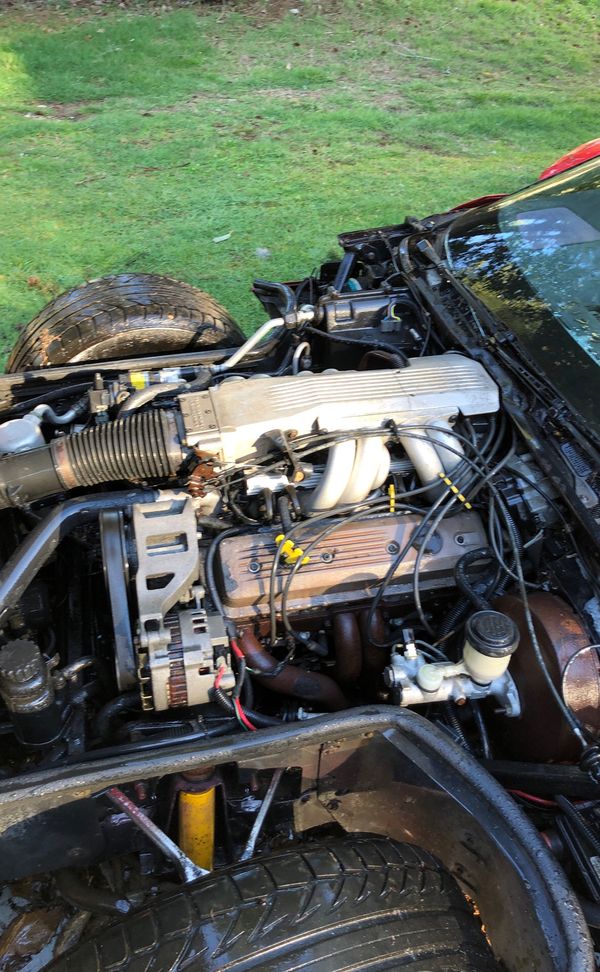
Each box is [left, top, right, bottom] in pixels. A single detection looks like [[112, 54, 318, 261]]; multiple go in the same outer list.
[[451, 193, 507, 212], [539, 139, 600, 180], [452, 141, 600, 214]]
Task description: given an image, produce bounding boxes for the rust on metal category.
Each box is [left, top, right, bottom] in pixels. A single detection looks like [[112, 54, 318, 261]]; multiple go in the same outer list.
[[188, 449, 218, 498], [493, 592, 600, 761], [332, 612, 363, 683]]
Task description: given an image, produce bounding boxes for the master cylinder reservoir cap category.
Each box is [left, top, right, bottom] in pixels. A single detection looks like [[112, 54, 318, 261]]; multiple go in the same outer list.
[[463, 610, 519, 685]]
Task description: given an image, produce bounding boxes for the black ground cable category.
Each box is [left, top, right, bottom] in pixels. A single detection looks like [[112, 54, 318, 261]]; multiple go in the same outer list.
[[454, 547, 496, 611], [242, 674, 254, 711], [470, 700, 492, 760], [204, 526, 250, 633], [211, 688, 281, 728]]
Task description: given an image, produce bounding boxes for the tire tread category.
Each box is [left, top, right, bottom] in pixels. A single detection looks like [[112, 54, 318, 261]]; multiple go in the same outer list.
[[49, 837, 500, 972]]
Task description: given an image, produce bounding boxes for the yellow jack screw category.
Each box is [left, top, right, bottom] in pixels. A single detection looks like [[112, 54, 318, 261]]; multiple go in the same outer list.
[[178, 787, 215, 871]]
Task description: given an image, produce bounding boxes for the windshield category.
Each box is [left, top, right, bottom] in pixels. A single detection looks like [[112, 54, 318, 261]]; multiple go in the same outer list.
[[446, 159, 600, 435]]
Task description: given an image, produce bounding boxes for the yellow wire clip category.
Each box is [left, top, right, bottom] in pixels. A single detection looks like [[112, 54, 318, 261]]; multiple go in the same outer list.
[[275, 534, 310, 566], [388, 483, 396, 513], [438, 472, 472, 509]]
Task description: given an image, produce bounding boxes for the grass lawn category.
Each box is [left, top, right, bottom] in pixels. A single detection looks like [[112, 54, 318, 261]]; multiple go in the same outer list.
[[0, 0, 598, 364]]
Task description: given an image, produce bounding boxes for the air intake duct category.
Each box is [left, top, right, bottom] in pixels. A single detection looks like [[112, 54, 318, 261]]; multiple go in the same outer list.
[[0, 410, 184, 509]]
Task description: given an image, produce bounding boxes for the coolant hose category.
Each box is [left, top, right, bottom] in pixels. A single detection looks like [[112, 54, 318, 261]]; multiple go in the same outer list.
[[94, 691, 141, 741], [238, 630, 348, 711], [0, 490, 155, 624], [0, 410, 184, 509]]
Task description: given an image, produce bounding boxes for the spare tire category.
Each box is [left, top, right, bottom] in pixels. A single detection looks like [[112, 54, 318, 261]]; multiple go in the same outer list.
[[50, 836, 500, 971], [7, 274, 245, 372]]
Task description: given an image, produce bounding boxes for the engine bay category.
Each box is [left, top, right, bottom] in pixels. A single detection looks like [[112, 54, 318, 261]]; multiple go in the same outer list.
[[0, 227, 599, 965]]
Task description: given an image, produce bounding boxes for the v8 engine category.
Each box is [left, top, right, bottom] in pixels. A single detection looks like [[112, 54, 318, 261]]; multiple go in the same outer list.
[[0, 247, 597, 829]]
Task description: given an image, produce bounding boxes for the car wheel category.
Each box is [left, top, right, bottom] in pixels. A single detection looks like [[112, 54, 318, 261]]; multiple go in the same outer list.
[[49, 836, 500, 971], [6, 273, 245, 371]]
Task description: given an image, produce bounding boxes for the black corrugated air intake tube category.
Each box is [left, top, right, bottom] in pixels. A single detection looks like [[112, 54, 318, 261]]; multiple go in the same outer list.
[[0, 410, 185, 509]]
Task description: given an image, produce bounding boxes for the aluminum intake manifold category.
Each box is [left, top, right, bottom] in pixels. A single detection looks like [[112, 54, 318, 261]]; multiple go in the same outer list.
[[178, 354, 499, 509]]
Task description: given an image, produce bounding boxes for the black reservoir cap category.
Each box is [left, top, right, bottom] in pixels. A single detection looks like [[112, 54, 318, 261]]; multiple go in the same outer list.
[[466, 610, 519, 658]]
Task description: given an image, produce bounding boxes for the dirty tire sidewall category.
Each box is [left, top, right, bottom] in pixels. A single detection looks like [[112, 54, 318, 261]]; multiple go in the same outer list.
[[7, 274, 245, 371]]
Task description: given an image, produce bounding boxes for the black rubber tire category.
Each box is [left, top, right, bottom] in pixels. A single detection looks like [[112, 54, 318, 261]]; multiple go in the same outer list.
[[50, 836, 500, 971], [6, 273, 245, 371]]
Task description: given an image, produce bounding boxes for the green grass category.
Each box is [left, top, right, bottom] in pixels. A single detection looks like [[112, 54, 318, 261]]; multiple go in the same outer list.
[[0, 0, 598, 362]]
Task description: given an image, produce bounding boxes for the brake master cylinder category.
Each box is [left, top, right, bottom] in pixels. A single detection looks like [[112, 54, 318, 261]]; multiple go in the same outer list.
[[384, 611, 520, 715]]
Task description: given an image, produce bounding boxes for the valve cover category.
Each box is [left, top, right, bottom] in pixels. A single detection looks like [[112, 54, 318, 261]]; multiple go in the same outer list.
[[216, 510, 486, 622]]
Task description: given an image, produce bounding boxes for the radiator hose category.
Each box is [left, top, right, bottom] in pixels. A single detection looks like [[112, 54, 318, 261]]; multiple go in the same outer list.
[[0, 410, 185, 509]]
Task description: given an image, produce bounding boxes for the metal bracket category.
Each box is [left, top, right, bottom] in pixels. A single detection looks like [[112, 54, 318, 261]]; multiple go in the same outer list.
[[132, 492, 200, 710]]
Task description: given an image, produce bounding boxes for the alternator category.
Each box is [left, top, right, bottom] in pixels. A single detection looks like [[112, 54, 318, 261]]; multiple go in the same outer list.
[[102, 491, 234, 711], [137, 589, 234, 712]]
